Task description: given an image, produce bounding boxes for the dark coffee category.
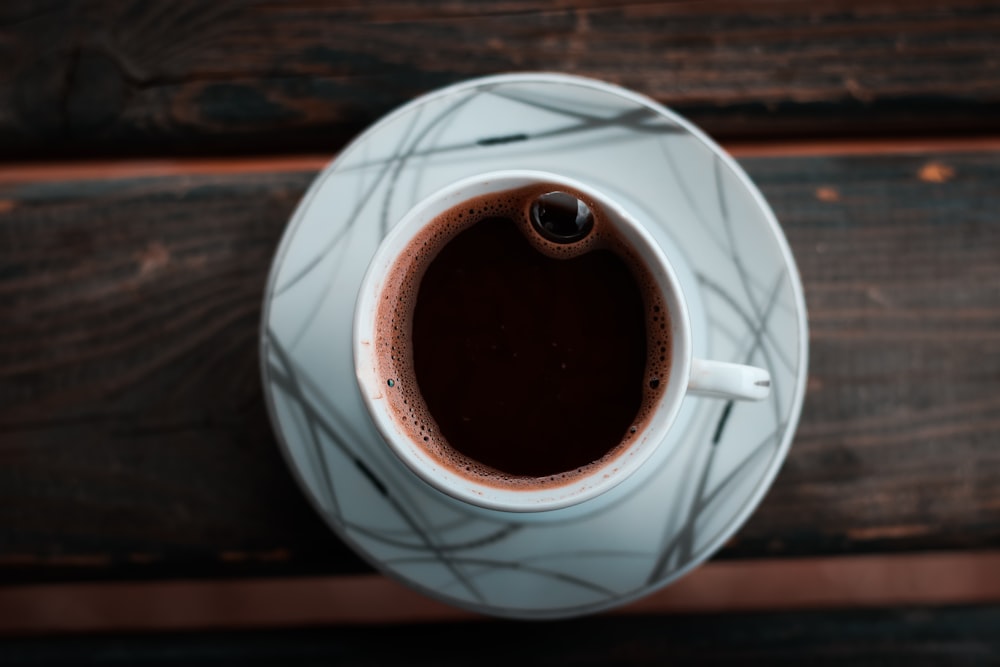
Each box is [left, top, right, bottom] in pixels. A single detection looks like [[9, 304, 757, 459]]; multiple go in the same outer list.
[[374, 183, 670, 489]]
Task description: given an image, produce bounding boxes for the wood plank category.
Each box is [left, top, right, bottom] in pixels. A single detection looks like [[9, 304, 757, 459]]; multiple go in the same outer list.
[[0, 168, 369, 583], [2, 1, 1000, 158], [2, 606, 999, 665], [1, 146, 998, 583], [1, 552, 999, 633]]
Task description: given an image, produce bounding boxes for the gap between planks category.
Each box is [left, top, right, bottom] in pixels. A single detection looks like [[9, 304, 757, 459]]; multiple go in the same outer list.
[[1, 137, 999, 185]]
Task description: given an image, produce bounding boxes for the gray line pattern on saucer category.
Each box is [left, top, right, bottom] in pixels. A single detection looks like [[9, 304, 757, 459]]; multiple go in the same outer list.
[[260, 74, 806, 618]]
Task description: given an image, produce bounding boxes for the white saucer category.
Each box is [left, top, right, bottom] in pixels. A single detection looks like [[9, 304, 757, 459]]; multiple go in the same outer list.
[[261, 73, 808, 619]]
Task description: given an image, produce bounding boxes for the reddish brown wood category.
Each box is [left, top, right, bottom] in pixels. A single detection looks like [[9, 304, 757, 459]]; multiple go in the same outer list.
[[2, 553, 1000, 633]]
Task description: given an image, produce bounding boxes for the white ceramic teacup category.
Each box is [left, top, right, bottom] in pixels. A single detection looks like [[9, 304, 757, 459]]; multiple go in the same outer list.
[[355, 170, 770, 513]]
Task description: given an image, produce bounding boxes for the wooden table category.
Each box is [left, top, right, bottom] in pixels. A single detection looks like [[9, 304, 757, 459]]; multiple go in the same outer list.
[[2, 1, 999, 663]]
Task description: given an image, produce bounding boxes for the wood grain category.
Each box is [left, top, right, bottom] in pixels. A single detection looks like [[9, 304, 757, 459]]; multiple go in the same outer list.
[[0, 169, 368, 582], [732, 148, 1000, 558], [1, 146, 998, 583], [2, 0, 999, 158], [2, 606, 999, 665]]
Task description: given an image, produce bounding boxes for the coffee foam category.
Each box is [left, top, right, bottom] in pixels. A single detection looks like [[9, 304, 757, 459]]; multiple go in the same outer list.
[[374, 183, 671, 490]]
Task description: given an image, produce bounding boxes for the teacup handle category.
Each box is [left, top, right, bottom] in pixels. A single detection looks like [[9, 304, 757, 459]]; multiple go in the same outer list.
[[688, 358, 771, 401]]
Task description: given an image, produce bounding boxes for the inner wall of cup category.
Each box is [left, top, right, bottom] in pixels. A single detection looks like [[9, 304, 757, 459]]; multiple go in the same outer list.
[[357, 171, 690, 510]]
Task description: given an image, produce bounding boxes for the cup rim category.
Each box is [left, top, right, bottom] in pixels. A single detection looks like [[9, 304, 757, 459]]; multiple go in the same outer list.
[[354, 169, 693, 513]]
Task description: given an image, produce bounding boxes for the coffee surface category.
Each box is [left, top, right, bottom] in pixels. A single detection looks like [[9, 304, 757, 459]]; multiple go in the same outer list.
[[374, 184, 670, 488]]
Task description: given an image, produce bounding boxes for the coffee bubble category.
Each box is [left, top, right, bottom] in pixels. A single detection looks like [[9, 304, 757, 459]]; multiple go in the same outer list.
[[530, 191, 594, 244]]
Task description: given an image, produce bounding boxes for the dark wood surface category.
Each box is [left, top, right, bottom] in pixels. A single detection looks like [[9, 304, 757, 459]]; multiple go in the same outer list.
[[2, 0, 999, 661], [0, 168, 369, 583], [2, 146, 998, 584], [2, 0, 1000, 159], [3, 606, 1000, 666]]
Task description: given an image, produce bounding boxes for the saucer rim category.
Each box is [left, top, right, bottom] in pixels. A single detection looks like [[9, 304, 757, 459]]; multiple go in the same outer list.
[[260, 71, 809, 619]]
